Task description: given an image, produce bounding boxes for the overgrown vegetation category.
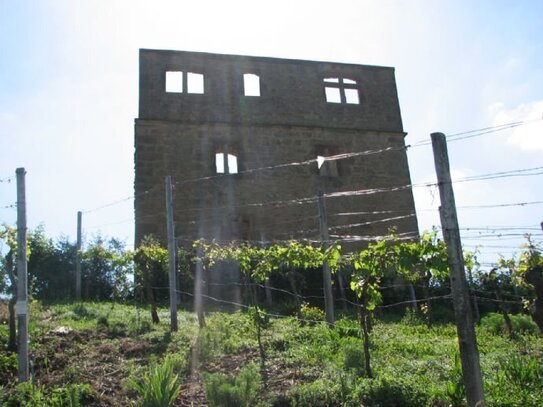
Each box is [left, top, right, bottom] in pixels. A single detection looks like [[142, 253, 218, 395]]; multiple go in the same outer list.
[[129, 356, 181, 407], [203, 363, 260, 407], [0, 301, 541, 406], [1, 226, 543, 405]]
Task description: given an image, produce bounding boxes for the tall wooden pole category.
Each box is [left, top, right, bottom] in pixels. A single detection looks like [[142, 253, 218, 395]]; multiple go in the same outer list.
[[431, 133, 485, 407], [317, 191, 335, 325], [16, 168, 29, 382], [165, 176, 178, 331], [194, 247, 206, 328], [75, 211, 82, 301]]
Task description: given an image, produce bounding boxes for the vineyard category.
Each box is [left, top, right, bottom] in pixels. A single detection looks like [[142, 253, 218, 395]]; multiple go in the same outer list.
[[1, 124, 543, 407], [1, 226, 543, 406]]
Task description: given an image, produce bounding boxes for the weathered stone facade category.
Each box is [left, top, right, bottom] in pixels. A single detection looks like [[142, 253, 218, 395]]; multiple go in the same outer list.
[[135, 49, 418, 250]]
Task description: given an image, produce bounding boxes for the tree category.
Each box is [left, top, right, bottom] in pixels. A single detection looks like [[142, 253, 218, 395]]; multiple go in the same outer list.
[[134, 236, 169, 324], [349, 238, 395, 378], [505, 236, 543, 333], [27, 227, 76, 301], [0, 225, 18, 351], [391, 230, 449, 325], [479, 266, 515, 337], [82, 236, 133, 301]]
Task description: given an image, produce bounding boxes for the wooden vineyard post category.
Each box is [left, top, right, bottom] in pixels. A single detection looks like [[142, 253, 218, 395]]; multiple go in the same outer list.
[[431, 132, 485, 407], [317, 191, 335, 325], [75, 211, 82, 301], [165, 175, 178, 332], [16, 168, 29, 382]]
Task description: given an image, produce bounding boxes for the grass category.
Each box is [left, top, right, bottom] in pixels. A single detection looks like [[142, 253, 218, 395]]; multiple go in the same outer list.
[[0, 301, 542, 406], [129, 356, 181, 407]]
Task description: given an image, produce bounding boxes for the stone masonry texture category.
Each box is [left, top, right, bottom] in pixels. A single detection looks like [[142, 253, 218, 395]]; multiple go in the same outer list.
[[134, 49, 419, 252]]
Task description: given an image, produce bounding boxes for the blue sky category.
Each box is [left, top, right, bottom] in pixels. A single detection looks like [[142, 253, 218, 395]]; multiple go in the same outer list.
[[0, 0, 541, 267]]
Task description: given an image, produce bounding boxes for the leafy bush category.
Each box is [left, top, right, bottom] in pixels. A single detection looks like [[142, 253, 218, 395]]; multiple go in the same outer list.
[[445, 352, 465, 407], [203, 363, 260, 407], [400, 308, 425, 326], [0, 352, 17, 378], [335, 317, 360, 338], [127, 315, 153, 335], [130, 356, 181, 407], [299, 302, 325, 325], [480, 312, 539, 336], [510, 314, 540, 334], [197, 313, 256, 362], [4, 382, 46, 406], [50, 384, 92, 407], [97, 315, 109, 328], [289, 374, 429, 407], [71, 303, 95, 319], [288, 377, 347, 406], [4, 383, 90, 407], [353, 377, 429, 407], [499, 354, 542, 387], [343, 343, 365, 376]]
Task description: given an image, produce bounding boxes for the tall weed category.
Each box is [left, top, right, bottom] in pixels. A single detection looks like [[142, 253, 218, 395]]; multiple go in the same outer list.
[[3, 383, 90, 407], [343, 343, 366, 376], [499, 354, 542, 387], [445, 352, 465, 407], [130, 356, 181, 407]]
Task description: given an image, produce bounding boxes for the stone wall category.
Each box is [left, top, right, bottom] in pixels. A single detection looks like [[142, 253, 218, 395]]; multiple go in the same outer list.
[[139, 49, 403, 132], [135, 50, 418, 250]]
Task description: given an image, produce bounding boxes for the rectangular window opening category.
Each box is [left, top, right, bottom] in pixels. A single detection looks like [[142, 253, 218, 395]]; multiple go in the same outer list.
[[165, 71, 183, 93], [187, 72, 204, 94], [243, 73, 260, 97], [345, 88, 360, 104], [215, 149, 239, 175], [215, 153, 225, 173], [325, 87, 341, 103], [227, 154, 238, 174]]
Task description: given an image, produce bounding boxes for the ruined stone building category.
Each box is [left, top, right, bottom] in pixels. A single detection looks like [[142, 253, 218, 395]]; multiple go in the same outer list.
[[134, 49, 418, 250]]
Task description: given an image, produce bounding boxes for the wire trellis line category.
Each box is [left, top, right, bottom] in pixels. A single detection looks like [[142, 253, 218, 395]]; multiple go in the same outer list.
[[149, 284, 461, 321]]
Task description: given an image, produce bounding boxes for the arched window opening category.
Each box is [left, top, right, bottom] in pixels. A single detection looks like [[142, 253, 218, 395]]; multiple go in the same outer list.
[[243, 73, 260, 97]]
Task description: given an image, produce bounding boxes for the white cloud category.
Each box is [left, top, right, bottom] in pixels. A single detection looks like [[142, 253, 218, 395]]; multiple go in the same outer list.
[[489, 100, 543, 152]]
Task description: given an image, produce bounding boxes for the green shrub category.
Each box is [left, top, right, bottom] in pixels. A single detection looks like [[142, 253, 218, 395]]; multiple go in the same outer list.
[[50, 384, 92, 407], [197, 313, 256, 362], [499, 354, 543, 388], [445, 352, 465, 407], [299, 302, 325, 325], [480, 312, 539, 336], [0, 352, 17, 377], [4, 382, 46, 406], [343, 343, 365, 376], [130, 356, 181, 407], [510, 314, 539, 335], [335, 317, 360, 338], [352, 377, 429, 407], [288, 376, 349, 406], [203, 363, 260, 407], [3, 383, 89, 407], [127, 315, 153, 335], [71, 303, 95, 319], [97, 315, 109, 328], [400, 308, 424, 326]]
